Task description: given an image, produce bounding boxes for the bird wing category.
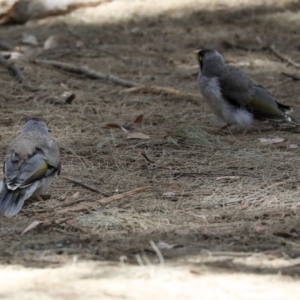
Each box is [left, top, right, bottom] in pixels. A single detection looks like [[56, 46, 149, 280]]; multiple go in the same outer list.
[[219, 65, 255, 107], [246, 85, 288, 122], [219, 66, 290, 122], [4, 150, 59, 191], [4, 131, 61, 191]]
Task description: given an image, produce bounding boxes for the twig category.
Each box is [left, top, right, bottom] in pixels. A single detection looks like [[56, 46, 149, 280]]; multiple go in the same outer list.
[[56, 185, 152, 214], [281, 72, 300, 81], [33, 59, 203, 103], [122, 85, 203, 105], [0, 55, 25, 83], [66, 221, 89, 234], [53, 198, 87, 209], [99, 186, 152, 205], [63, 176, 110, 197], [149, 240, 164, 265], [268, 45, 300, 69], [33, 59, 139, 88], [141, 150, 154, 163]]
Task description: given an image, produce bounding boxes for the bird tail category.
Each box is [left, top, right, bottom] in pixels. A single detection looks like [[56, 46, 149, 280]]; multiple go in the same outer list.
[[0, 181, 26, 217], [285, 114, 300, 126]]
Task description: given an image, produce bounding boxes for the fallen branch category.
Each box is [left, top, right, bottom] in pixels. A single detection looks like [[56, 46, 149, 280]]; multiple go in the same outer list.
[[63, 176, 110, 197], [99, 186, 152, 205], [56, 185, 152, 214], [268, 45, 300, 69], [0, 55, 25, 83], [281, 72, 300, 81], [122, 85, 203, 104], [33, 59, 139, 88], [33, 59, 203, 103]]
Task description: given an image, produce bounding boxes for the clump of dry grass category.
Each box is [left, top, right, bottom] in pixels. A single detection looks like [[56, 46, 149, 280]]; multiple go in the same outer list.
[[168, 124, 219, 147]]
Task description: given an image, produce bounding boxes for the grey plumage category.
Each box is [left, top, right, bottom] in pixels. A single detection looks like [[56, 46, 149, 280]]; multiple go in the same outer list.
[[0, 118, 61, 217], [195, 49, 300, 127]]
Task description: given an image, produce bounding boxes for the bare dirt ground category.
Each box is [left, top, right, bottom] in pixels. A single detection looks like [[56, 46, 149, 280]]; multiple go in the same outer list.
[[1, 0, 300, 298]]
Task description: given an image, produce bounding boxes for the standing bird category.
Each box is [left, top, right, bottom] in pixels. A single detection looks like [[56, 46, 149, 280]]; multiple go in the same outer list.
[[195, 49, 300, 128], [0, 118, 61, 217]]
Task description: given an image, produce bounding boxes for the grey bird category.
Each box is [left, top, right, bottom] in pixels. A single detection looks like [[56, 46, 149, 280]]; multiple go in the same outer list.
[[0, 118, 61, 217], [195, 49, 300, 127]]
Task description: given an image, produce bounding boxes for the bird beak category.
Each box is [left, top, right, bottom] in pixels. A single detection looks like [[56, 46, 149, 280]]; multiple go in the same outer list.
[[193, 50, 198, 55]]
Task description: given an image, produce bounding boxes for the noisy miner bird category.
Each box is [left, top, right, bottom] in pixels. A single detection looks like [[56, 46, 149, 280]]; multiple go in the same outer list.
[[195, 49, 300, 127], [0, 118, 61, 217]]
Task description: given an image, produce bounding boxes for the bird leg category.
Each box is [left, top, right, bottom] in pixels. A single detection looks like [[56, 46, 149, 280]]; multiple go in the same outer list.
[[242, 127, 249, 135]]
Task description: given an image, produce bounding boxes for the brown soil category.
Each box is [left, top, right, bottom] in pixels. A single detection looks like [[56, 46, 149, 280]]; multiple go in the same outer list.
[[1, 0, 300, 298]]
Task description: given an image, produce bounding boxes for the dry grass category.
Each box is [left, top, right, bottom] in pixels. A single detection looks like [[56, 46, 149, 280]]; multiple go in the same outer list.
[[1, 0, 300, 298]]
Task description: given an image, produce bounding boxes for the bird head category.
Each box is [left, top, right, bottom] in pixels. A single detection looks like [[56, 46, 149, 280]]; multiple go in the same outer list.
[[193, 49, 225, 75], [22, 118, 49, 136]]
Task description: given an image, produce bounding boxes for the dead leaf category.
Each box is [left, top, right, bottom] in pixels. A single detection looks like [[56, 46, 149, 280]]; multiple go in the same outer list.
[[273, 232, 298, 239], [60, 91, 76, 104], [258, 138, 284, 145], [190, 269, 202, 275], [157, 241, 179, 249], [0, 51, 22, 60], [21, 33, 38, 46], [163, 192, 176, 197], [289, 144, 298, 149], [216, 176, 241, 182], [254, 225, 269, 232], [21, 220, 42, 235], [72, 192, 80, 198], [126, 132, 150, 139], [102, 123, 121, 129], [134, 114, 144, 124], [120, 126, 129, 133], [44, 35, 77, 50]]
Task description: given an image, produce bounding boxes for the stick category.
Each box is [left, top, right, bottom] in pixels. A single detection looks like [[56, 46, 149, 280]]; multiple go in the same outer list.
[[33, 59, 139, 88], [149, 240, 164, 265], [63, 176, 110, 197], [268, 45, 300, 69], [66, 221, 89, 234], [122, 85, 203, 104], [33, 59, 203, 103], [0, 55, 25, 83], [56, 185, 152, 214], [281, 72, 300, 81], [53, 198, 86, 209], [141, 150, 154, 163], [99, 185, 152, 205]]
